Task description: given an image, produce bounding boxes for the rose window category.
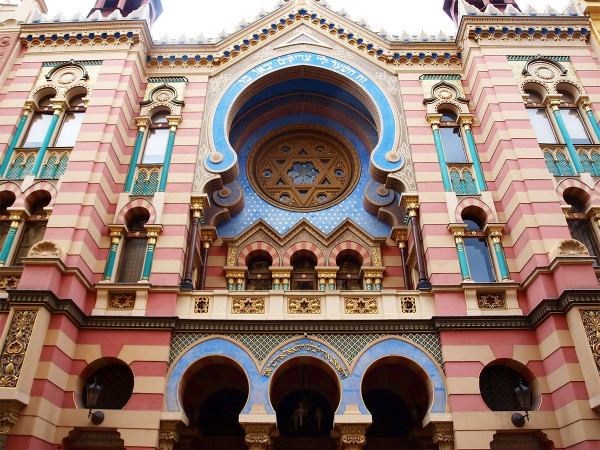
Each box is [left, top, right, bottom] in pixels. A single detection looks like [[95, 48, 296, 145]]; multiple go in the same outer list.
[[248, 128, 360, 211]]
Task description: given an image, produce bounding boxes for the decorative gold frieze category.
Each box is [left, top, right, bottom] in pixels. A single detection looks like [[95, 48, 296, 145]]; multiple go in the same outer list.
[[194, 297, 210, 314], [242, 423, 274, 450], [580, 310, 600, 373], [430, 422, 454, 450], [159, 420, 180, 450], [227, 246, 237, 267], [232, 297, 265, 314], [400, 296, 417, 314], [336, 424, 368, 450], [107, 292, 135, 310], [0, 310, 38, 387], [477, 293, 506, 310], [288, 297, 321, 314], [371, 246, 382, 267], [0, 275, 19, 291], [344, 297, 378, 314]]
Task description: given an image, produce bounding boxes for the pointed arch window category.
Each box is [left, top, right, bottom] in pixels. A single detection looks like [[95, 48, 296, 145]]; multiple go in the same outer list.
[[438, 110, 468, 163], [21, 95, 55, 148], [141, 111, 170, 164], [54, 94, 86, 147]]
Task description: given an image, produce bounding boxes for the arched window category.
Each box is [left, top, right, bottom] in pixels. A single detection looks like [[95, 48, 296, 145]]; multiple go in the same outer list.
[[438, 109, 467, 163], [54, 94, 86, 147], [564, 194, 600, 266], [21, 95, 54, 148], [14, 197, 50, 266], [292, 255, 317, 290], [115, 213, 149, 283], [557, 89, 591, 145], [246, 255, 272, 290], [336, 255, 362, 290], [141, 111, 170, 164], [462, 215, 496, 282], [524, 89, 557, 144], [0, 197, 15, 250], [480, 365, 531, 411]]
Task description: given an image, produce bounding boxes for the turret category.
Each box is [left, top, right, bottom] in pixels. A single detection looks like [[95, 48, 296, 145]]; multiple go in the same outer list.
[[87, 0, 163, 26], [443, 0, 520, 25]]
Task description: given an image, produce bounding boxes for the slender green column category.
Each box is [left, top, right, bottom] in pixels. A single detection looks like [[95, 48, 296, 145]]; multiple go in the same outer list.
[[158, 117, 181, 192], [103, 227, 123, 280], [584, 107, 600, 142], [0, 213, 23, 266], [0, 106, 32, 176], [141, 227, 161, 281], [488, 226, 510, 280], [461, 118, 487, 190], [429, 116, 452, 191], [550, 103, 584, 173], [450, 225, 470, 280], [32, 103, 64, 176], [124, 120, 148, 192]]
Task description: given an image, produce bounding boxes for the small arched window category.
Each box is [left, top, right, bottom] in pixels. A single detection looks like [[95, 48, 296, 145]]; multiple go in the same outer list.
[[141, 111, 170, 164], [292, 255, 317, 290], [557, 89, 591, 145], [246, 255, 272, 290], [524, 89, 557, 144], [116, 213, 149, 283], [438, 109, 467, 163], [564, 194, 600, 266], [480, 365, 531, 411], [462, 215, 496, 282], [82, 363, 134, 410], [14, 196, 50, 266], [54, 94, 86, 147], [336, 255, 362, 290], [21, 95, 55, 148]]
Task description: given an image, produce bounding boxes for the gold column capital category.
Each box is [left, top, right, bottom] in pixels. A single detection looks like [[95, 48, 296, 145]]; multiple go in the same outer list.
[[200, 226, 218, 248], [546, 95, 562, 109], [135, 116, 150, 131], [22, 101, 35, 114], [448, 223, 468, 243], [391, 226, 409, 246], [7, 210, 25, 228], [167, 115, 183, 131], [426, 113, 442, 128], [400, 194, 419, 217], [458, 113, 474, 129], [484, 223, 505, 243], [241, 423, 275, 450], [108, 225, 125, 243], [578, 95, 592, 110], [335, 423, 369, 450], [50, 100, 67, 113], [191, 194, 209, 218]]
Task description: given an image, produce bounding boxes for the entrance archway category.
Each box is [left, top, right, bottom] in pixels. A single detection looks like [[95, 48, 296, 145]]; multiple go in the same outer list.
[[176, 357, 249, 450], [361, 356, 435, 449], [270, 356, 341, 449]]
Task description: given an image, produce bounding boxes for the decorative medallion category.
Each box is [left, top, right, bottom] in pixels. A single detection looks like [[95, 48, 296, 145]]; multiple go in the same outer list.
[[0, 310, 38, 387], [400, 296, 417, 314], [107, 293, 135, 310], [194, 297, 210, 314], [344, 297, 378, 314], [533, 66, 555, 81], [288, 297, 321, 314], [209, 152, 224, 164], [248, 128, 360, 212], [232, 297, 265, 314]]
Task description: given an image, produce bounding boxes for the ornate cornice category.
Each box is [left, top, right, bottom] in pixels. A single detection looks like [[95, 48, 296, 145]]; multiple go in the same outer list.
[[3, 289, 599, 332]]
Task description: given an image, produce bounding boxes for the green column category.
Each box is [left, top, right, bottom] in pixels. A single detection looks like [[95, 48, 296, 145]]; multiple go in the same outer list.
[[431, 123, 452, 191], [102, 228, 123, 280], [0, 108, 31, 176], [158, 118, 181, 192], [455, 241, 471, 280], [462, 123, 487, 190], [551, 105, 584, 173], [124, 125, 147, 192], [584, 108, 600, 143], [488, 228, 510, 280], [141, 228, 160, 281], [32, 106, 62, 176], [0, 214, 22, 266]]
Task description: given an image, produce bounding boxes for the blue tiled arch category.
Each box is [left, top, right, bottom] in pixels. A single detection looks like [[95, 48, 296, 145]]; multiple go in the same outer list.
[[207, 51, 401, 176]]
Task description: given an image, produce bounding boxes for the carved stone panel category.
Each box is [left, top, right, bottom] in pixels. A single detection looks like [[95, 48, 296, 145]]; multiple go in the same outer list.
[[0, 310, 38, 387]]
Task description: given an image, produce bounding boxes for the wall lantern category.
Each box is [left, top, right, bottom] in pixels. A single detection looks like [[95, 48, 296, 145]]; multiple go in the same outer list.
[[511, 379, 531, 427], [86, 378, 105, 425]]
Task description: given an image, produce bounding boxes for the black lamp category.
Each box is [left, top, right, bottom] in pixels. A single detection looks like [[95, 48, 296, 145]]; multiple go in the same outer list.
[[511, 379, 531, 427], [86, 378, 105, 425]]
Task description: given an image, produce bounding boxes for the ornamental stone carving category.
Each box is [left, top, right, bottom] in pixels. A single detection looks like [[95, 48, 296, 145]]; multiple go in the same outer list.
[[0, 310, 38, 387], [336, 424, 369, 450], [555, 239, 590, 257], [27, 240, 61, 258], [242, 423, 274, 450], [580, 310, 600, 374], [158, 420, 180, 450]]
